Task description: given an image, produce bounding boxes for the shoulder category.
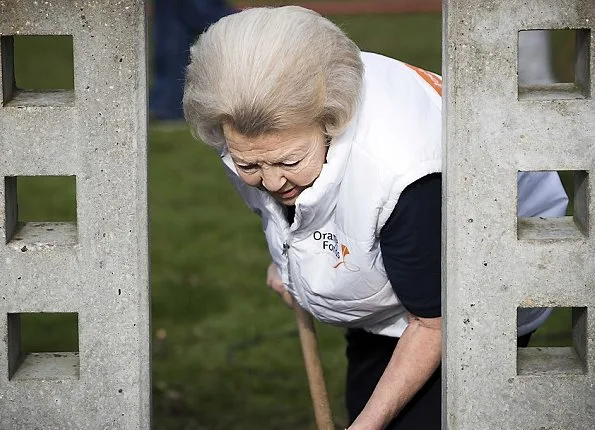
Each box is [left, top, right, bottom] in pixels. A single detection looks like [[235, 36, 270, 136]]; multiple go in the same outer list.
[[346, 53, 443, 201], [333, 54, 443, 237], [361, 52, 441, 108], [354, 52, 442, 167]]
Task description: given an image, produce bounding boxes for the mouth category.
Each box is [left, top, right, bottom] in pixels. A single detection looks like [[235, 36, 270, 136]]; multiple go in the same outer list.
[[278, 187, 298, 200]]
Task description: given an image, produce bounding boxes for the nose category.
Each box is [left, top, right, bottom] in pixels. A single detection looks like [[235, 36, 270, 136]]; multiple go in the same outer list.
[[261, 166, 287, 192]]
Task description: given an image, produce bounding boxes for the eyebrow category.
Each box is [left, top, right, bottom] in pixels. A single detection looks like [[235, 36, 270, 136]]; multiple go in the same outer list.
[[231, 157, 256, 165], [231, 151, 304, 165]]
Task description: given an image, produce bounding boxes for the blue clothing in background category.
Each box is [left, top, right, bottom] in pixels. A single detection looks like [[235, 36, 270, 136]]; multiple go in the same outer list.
[[150, 0, 235, 120]]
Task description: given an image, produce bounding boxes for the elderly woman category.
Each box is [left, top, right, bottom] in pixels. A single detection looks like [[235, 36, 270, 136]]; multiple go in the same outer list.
[[183, 6, 567, 429]]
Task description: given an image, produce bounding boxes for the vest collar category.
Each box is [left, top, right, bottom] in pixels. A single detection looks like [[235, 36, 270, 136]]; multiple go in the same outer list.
[[292, 121, 355, 233]]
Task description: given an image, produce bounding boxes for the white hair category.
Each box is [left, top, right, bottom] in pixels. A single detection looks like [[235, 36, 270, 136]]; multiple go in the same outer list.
[[183, 6, 364, 151]]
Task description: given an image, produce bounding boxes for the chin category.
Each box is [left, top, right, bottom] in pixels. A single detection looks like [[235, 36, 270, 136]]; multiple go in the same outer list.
[[272, 191, 300, 205], [276, 196, 297, 206]]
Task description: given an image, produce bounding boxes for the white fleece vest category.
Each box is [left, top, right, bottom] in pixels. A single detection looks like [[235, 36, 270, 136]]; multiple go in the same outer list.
[[221, 52, 568, 338], [223, 53, 442, 337]]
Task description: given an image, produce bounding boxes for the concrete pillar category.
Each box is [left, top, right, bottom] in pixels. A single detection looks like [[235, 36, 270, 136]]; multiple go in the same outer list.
[[0, 1, 150, 428], [443, 0, 594, 428]]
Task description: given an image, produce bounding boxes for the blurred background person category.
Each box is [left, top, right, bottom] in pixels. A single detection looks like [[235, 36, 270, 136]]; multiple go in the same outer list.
[[518, 29, 555, 85], [150, 0, 235, 121]]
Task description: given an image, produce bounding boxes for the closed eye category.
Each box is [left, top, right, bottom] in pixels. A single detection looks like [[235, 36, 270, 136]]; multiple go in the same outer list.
[[236, 163, 259, 172], [280, 160, 301, 168]]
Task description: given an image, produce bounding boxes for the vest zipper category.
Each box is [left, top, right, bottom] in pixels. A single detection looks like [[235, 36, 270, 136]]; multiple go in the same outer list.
[[283, 233, 309, 312]]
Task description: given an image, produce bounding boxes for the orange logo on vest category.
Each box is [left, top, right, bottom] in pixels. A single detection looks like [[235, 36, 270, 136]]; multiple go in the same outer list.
[[332, 244, 359, 272], [313, 231, 360, 272]]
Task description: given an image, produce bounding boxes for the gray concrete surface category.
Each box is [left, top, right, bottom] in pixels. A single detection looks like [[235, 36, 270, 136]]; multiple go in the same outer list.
[[443, 0, 594, 428], [0, 1, 150, 428]]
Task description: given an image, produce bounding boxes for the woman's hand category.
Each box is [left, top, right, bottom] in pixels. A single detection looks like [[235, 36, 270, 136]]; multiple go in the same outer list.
[[266, 262, 294, 308]]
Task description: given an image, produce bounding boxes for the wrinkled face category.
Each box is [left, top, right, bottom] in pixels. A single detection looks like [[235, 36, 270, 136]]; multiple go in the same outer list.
[[223, 124, 327, 205]]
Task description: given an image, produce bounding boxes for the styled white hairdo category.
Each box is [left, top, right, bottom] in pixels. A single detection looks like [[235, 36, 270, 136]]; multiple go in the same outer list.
[[183, 6, 364, 151]]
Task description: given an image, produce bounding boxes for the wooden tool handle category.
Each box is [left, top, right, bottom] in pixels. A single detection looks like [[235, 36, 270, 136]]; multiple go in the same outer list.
[[294, 303, 335, 430]]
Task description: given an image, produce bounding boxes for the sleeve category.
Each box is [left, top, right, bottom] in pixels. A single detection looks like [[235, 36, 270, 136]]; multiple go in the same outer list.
[[380, 173, 441, 318], [516, 171, 568, 336], [517, 171, 568, 217]]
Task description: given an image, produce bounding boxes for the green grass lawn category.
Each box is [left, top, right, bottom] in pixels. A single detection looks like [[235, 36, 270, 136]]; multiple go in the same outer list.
[[8, 9, 573, 429]]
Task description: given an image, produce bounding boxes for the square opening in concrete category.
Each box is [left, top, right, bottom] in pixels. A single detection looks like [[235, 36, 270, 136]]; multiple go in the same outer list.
[[517, 170, 588, 240], [3, 175, 77, 246], [518, 29, 591, 100], [1, 35, 74, 107], [8, 312, 79, 380], [517, 306, 587, 375]]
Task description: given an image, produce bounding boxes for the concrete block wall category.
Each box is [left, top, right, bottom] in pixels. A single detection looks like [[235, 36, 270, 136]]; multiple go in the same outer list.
[[0, 1, 150, 428], [444, 0, 594, 428]]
